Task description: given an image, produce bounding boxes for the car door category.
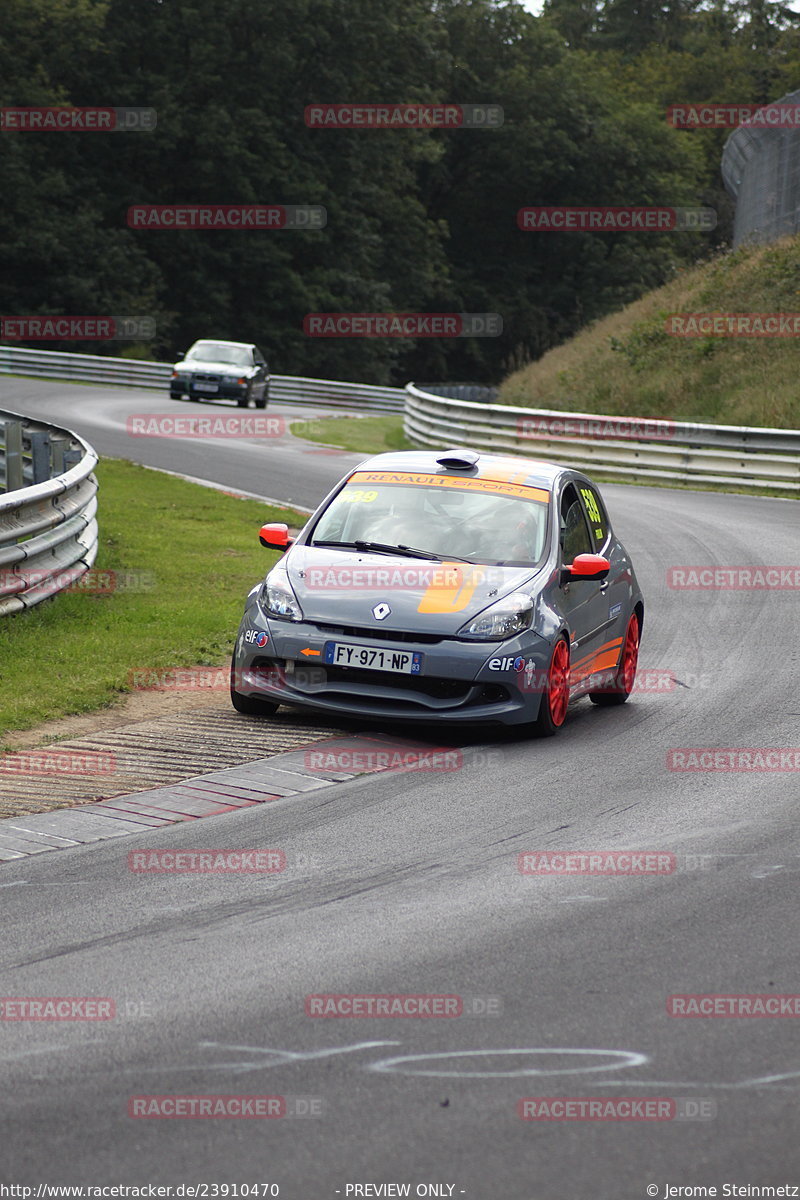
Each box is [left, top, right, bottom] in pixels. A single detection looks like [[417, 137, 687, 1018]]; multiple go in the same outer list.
[[576, 478, 631, 670], [556, 479, 610, 687]]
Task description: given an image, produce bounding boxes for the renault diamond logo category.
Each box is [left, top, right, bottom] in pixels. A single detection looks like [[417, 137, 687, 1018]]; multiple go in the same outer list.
[[372, 602, 391, 620]]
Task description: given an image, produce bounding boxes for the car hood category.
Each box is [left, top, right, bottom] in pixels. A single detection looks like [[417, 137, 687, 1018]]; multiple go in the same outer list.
[[176, 359, 253, 374], [283, 544, 546, 636]]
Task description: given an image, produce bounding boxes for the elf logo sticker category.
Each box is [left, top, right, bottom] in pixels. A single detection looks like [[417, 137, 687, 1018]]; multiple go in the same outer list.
[[489, 656, 526, 671], [244, 630, 269, 647]]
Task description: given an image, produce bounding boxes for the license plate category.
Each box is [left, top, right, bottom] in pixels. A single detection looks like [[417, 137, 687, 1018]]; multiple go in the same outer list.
[[324, 641, 422, 674], [194, 382, 218, 392]]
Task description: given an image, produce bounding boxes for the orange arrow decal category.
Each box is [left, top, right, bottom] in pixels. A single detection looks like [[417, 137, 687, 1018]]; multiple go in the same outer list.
[[301, 647, 321, 656]]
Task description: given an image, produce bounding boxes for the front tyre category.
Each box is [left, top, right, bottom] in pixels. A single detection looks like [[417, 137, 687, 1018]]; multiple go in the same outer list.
[[590, 611, 640, 706], [531, 636, 570, 737], [230, 659, 279, 715]]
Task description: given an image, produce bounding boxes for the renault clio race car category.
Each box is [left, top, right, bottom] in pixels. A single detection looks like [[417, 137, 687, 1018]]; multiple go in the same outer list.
[[230, 449, 644, 734]]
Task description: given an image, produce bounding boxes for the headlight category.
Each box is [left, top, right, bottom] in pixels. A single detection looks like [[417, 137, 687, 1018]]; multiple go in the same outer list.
[[260, 568, 303, 621], [458, 591, 533, 640]]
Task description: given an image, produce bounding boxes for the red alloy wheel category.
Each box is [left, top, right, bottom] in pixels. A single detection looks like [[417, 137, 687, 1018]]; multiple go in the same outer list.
[[548, 638, 570, 727], [619, 612, 640, 695], [590, 610, 641, 707]]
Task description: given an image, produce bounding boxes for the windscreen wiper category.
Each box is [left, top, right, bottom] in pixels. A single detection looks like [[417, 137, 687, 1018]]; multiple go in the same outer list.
[[397, 543, 472, 563], [312, 539, 469, 562]]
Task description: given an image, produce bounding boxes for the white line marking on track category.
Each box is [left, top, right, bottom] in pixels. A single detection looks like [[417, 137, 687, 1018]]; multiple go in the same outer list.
[[367, 1048, 648, 1078]]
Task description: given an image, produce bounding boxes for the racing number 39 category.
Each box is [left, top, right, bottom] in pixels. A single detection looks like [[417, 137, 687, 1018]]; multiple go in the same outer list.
[[580, 487, 604, 542]]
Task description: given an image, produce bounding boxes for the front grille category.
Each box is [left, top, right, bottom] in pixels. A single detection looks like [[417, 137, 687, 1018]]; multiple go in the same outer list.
[[250, 657, 510, 709], [323, 665, 471, 699], [312, 623, 444, 645]]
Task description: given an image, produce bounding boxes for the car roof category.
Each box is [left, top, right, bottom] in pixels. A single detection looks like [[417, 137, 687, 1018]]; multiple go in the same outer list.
[[189, 339, 255, 350], [352, 450, 570, 492]]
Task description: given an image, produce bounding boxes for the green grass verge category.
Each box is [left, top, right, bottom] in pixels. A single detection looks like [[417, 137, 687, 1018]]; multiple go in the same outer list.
[[0, 459, 308, 741], [290, 415, 411, 455], [500, 236, 800, 430]]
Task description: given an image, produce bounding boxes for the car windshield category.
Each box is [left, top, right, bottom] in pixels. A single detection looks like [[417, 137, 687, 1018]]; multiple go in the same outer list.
[[311, 475, 550, 566], [186, 343, 251, 366]]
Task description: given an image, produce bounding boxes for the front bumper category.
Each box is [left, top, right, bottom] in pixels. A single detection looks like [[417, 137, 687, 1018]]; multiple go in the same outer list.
[[231, 597, 551, 727], [171, 374, 251, 400]]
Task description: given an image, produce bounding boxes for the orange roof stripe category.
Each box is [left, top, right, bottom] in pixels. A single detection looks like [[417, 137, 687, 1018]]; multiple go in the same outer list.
[[350, 470, 549, 504]]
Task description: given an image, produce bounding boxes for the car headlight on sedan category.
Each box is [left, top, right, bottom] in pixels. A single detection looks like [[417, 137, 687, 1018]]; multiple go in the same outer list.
[[260, 567, 303, 621], [458, 591, 534, 640]]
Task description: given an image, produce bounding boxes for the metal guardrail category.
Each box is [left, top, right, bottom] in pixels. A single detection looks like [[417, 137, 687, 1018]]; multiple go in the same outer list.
[[1, 346, 795, 491], [0, 409, 99, 616], [0, 346, 405, 412], [404, 385, 800, 491], [417, 383, 499, 404]]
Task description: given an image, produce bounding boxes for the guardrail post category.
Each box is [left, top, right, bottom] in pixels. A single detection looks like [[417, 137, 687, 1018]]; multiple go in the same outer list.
[[30, 430, 51, 484], [63, 448, 81, 472], [2, 420, 23, 493], [51, 436, 69, 476]]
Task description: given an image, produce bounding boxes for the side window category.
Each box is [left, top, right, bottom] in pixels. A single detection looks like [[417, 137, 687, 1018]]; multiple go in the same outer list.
[[255, 347, 267, 366], [577, 482, 608, 548], [559, 483, 592, 561]]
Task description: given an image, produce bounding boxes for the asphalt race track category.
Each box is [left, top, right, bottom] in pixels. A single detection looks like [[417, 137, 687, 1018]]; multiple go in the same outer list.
[[1, 377, 799, 1197]]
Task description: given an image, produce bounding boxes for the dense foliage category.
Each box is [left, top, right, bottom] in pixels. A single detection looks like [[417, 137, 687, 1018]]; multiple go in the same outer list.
[[1, 0, 798, 382]]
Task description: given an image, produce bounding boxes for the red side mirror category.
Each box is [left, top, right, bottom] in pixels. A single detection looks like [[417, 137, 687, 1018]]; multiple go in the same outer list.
[[568, 553, 610, 581], [259, 522, 293, 551]]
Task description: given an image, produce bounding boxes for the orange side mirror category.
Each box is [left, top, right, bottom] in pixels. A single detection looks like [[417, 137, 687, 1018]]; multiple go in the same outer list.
[[259, 522, 293, 551], [568, 553, 610, 581]]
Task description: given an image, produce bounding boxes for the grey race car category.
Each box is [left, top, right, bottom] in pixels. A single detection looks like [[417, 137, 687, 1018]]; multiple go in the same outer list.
[[230, 448, 644, 735]]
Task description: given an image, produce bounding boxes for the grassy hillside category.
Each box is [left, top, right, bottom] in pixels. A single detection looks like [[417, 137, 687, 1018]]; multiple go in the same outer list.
[[500, 237, 800, 430]]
